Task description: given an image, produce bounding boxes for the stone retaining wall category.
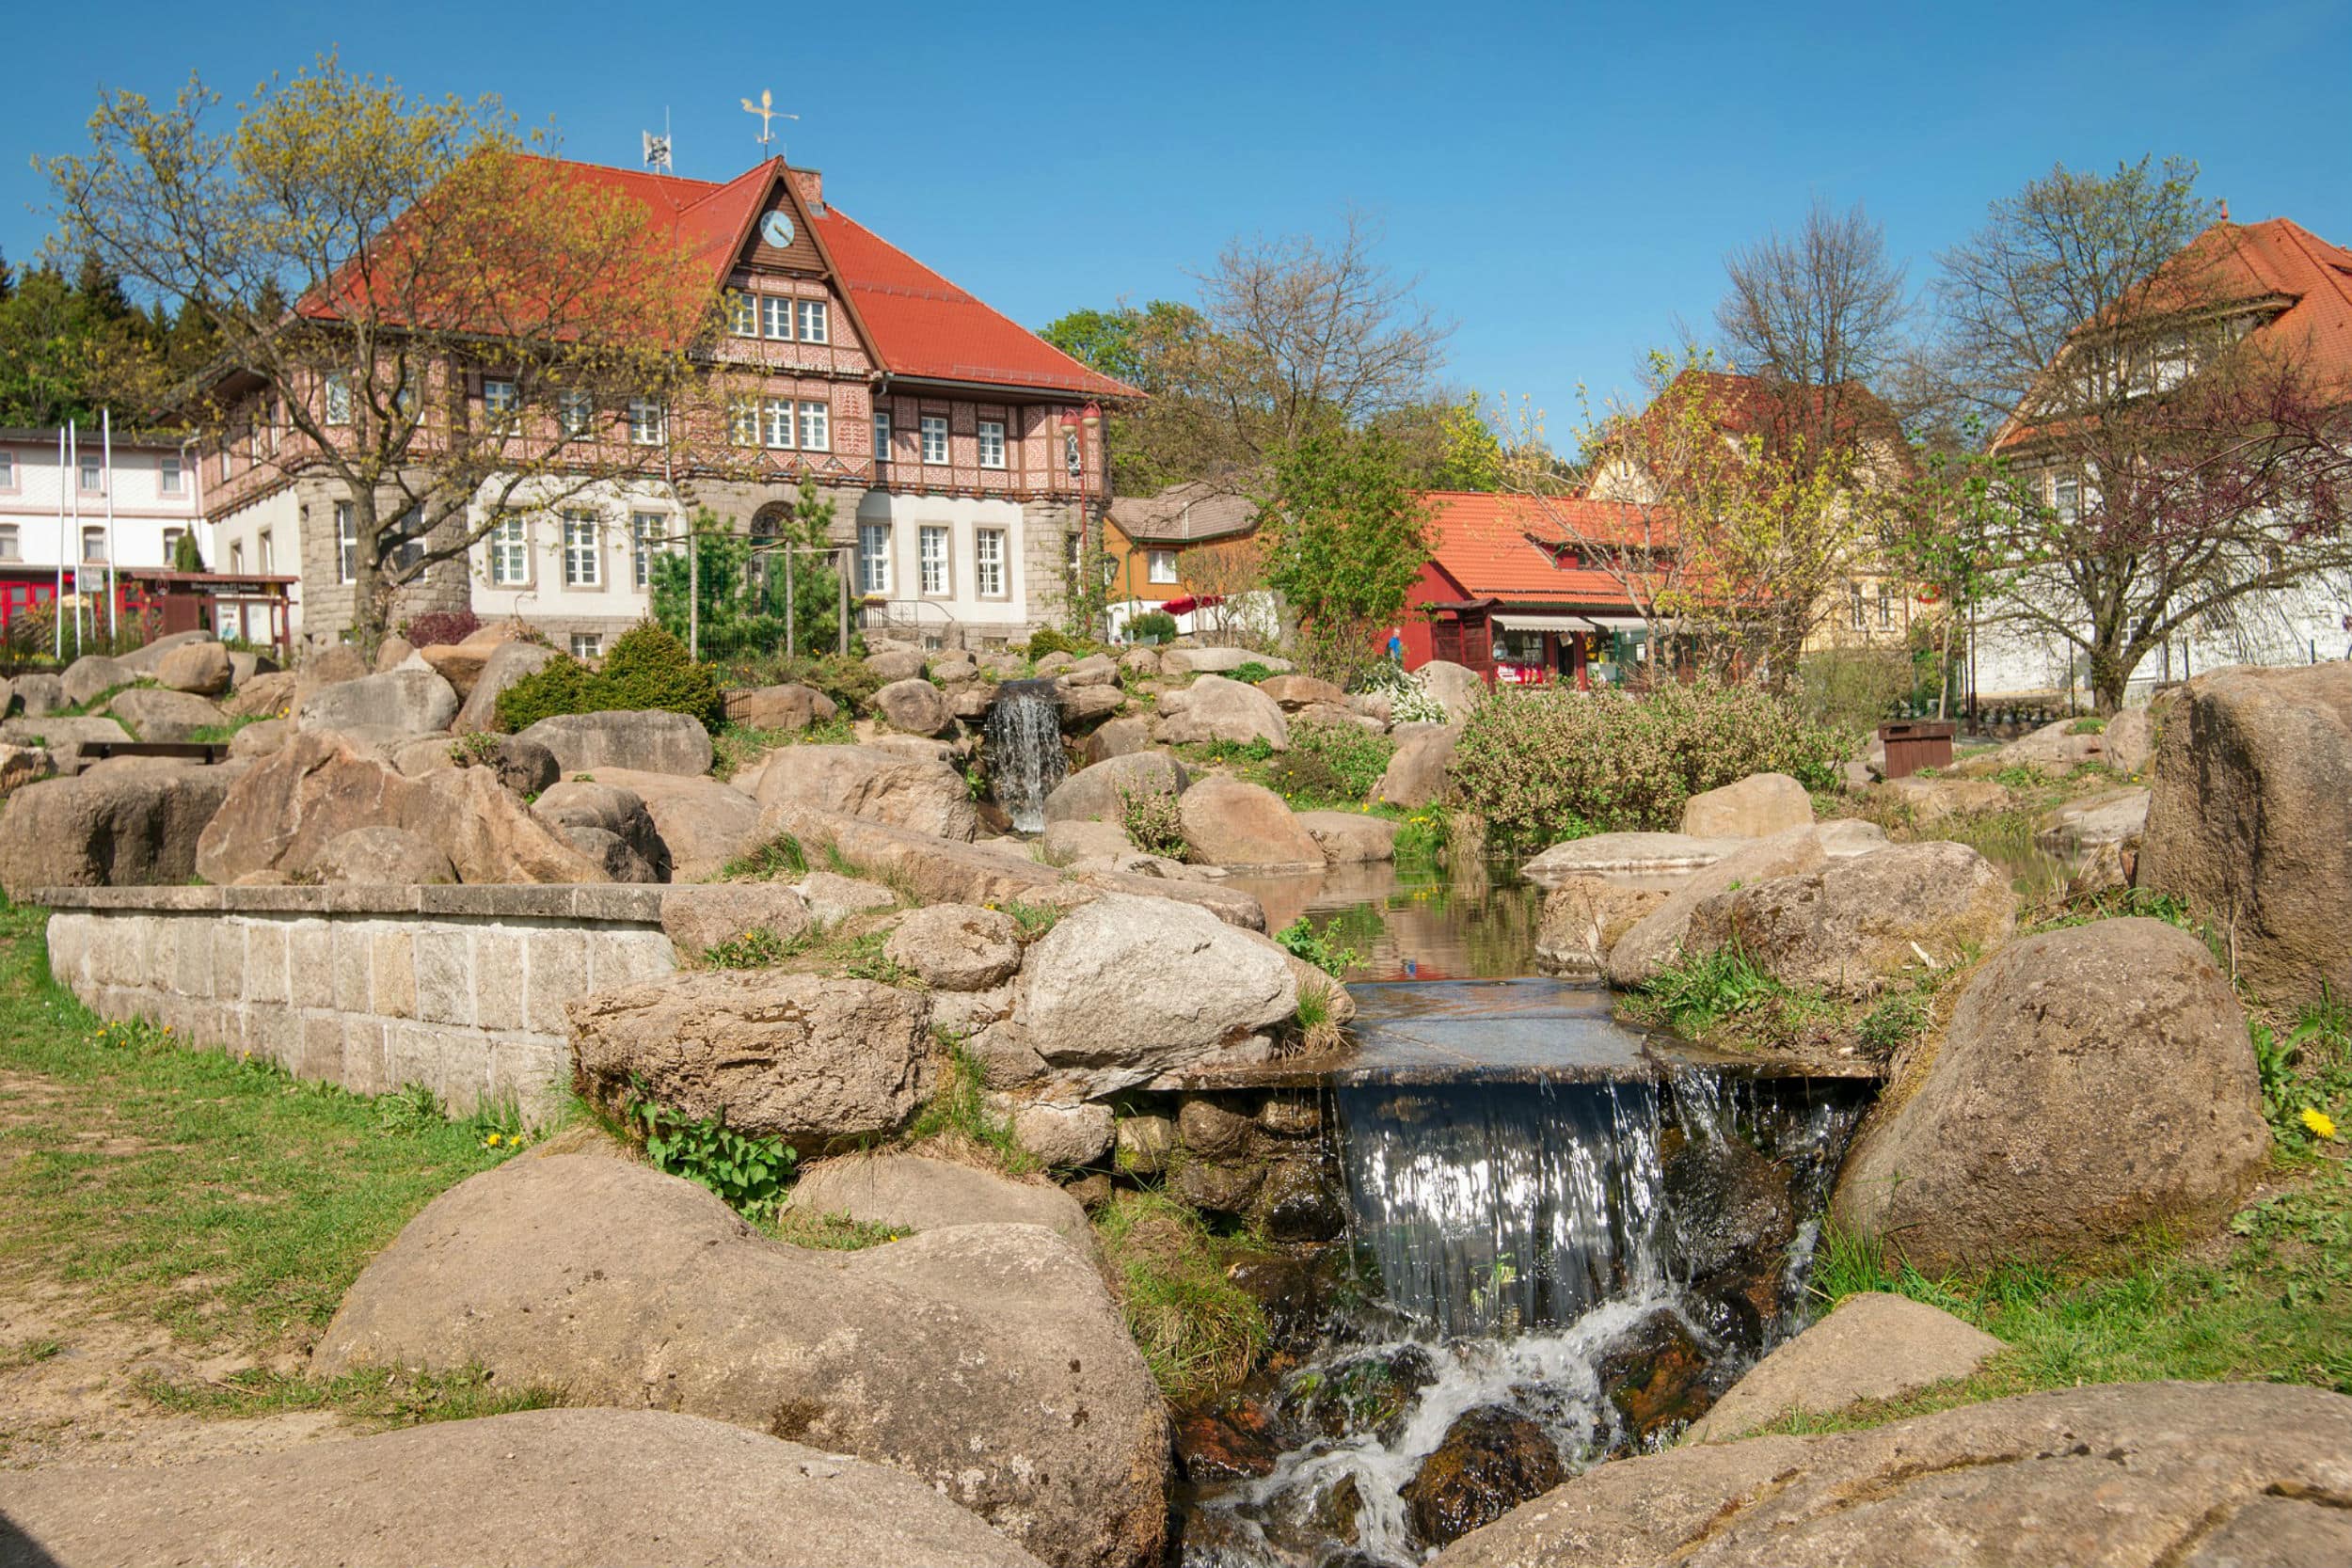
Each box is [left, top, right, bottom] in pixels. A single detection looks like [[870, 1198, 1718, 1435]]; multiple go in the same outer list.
[[37, 884, 677, 1120]]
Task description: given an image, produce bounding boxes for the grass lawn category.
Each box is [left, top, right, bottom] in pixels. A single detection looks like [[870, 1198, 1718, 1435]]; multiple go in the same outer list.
[[0, 898, 551, 1432]]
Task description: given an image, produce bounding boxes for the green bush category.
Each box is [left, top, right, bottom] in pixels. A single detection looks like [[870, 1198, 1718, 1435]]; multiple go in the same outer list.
[[1026, 627, 1107, 660], [1128, 610, 1179, 643], [1287, 718, 1395, 800], [1229, 661, 1276, 685], [621, 1078, 796, 1221], [1798, 645, 1914, 735], [495, 621, 724, 734], [1263, 751, 1350, 803], [1450, 678, 1855, 851], [1120, 785, 1188, 859]]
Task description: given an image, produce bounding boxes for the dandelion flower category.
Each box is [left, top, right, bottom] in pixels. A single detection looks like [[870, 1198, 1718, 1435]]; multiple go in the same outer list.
[[2302, 1107, 2338, 1140]]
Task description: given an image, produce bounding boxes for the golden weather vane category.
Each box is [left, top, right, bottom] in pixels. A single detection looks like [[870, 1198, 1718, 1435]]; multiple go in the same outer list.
[[739, 89, 798, 156]]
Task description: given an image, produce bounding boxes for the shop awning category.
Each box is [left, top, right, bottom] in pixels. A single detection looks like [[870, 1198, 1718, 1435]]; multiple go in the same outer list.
[[1493, 612, 1595, 632], [1584, 616, 1650, 632]]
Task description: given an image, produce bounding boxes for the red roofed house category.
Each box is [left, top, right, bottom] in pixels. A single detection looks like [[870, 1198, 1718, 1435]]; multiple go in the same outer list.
[[201, 157, 1135, 654], [1399, 491, 1667, 687]]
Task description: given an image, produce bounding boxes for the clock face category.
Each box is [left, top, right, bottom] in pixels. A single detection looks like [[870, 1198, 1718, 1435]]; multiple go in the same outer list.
[[760, 210, 796, 248]]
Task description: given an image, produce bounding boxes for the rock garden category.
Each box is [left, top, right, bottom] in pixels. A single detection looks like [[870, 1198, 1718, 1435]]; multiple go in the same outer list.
[[2, 628, 2349, 1568]]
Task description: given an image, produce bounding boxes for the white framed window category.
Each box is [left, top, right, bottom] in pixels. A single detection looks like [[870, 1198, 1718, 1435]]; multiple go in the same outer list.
[[799, 400, 830, 451], [628, 397, 666, 446], [976, 528, 1006, 597], [483, 377, 518, 420], [2055, 476, 2081, 527], [977, 420, 1006, 468], [559, 390, 594, 436], [562, 511, 601, 587], [918, 524, 949, 595], [728, 291, 758, 337], [325, 371, 352, 426], [392, 373, 420, 419], [1846, 580, 1866, 630], [798, 300, 828, 343], [258, 529, 275, 574], [872, 410, 891, 463], [335, 502, 358, 584], [0, 450, 16, 487], [79, 456, 103, 492], [764, 397, 795, 449], [919, 415, 948, 464], [162, 526, 184, 562], [0, 525, 18, 561], [489, 515, 530, 586], [229, 541, 244, 573], [570, 631, 604, 659], [82, 527, 106, 562], [630, 511, 664, 588], [728, 398, 760, 447], [1147, 548, 1179, 585], [858, 522, 891, 595], [1877, 584, 1895, 628], [1066, 529, 1083, 575], [389, 509, 426, 573], [159, 454, 183, 495], [762, 296, 792, 340]]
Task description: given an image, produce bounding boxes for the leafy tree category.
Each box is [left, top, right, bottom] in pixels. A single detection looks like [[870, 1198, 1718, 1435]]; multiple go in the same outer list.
[[1255, 430, 1433, 673], [1423, 392, 1507, 490], [652, 483, 843, 662]]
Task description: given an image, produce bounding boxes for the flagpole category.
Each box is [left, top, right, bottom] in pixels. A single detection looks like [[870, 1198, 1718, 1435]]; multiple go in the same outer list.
[[67, 421, 82, 657], [54, 426, 67, 660], [103, 407, 119, 641]]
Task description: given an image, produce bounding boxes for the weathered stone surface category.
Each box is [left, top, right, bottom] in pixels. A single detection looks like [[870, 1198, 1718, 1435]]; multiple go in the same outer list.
[[1257, 673, 1348, 711], [2104, 707, 2156, 775], [229, 718, 289, 759], [793, 870, 899, 924], [1607, 828, 1829, 988], [1118, 646, 1160, 677], [1535, 875, 1675, 977], [588, 767, 762, 881], [1179, 776, 1323, 867], [1055, 683, 1126, 725], [792, 1152, 1093, 1254], [533, 781, 671, 883], [731, 681, 838, 732], [1679, 771, 1813, 838], [295, 644, 370, 692], [1882, 773, 2007, 826], [10, 673, 65, 718], [1164, 646, 1289, 676], [1015, 893, 1296, 1095], [872, 677, 952, 736], [660, 882, 813, 956], [0, 743, 56, 798], [2037, 787, 2149, 855], [1683, 841, 2017, 998], [1594, 1307, 1717, 1445], [0, 1407, 1048, 1568], [1833, 918, 2267, 1274], [309, 825, 458, 885], [1994, 715, 2109, 769], [1010, 1100, 1114, 1168], [453, 640, 557, 734], [194, 732, 604, 886], [1687, 1292, 2005, 1442], [293, 667, 459, 736], [1416, 659, 1484, 721], [1041, 817, 1136, 863], [571, 970, 931, 1147], [1433, 1382, 2352, 1568], [222, 669, 298, 721], [1404, 1404, 1567, 1547], [394, 732, 561, 798], [1524, 831, 1746, 883], [103, 687, 228, 742], [1155, 674, 1289, 749], [1813, 817, 1890, 857], [0, 765, 238, 895], [417, 641, 492, 698], [755, 743, 977, 841], [116, 629, 216, 677], [863, 646, 928, 683], [0, 715, 131, 768], [312, 1153, 1166, 1568], [1296, 809, 1398, 863], [518, 708, 714, 778], [1042, 750, 1188, 826], [1083, 716, 1152, 764], [1115, 1114, 1176, 1175], [2137, 662, 2352, 1009], [374, 636, 417, 673], [1374, 728, 1458, 808], [59, 653, 136, 709], [154, 638, 232, 696], [884, 903, 1022, 990]]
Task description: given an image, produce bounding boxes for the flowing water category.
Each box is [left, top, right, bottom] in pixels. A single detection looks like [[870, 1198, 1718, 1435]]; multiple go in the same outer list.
[[983, 679, 1068, 833], [1175, 984, 1872, 1567]]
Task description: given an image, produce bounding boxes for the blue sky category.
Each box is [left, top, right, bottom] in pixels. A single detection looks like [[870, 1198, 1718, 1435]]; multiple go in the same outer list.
[[6, 0, 2347, 427]]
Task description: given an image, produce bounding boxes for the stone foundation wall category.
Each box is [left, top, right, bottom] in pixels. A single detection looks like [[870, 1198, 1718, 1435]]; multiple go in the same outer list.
[[38, 884, 677, 1120]]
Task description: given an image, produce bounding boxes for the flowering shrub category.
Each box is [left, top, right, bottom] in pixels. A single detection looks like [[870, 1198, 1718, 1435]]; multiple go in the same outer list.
[[1353, 661, 1452, 725], [1120, 784, 1188, 859], [1284, 717, 1395, 801], [1450, 678, 1854, 850], [401, 609, 482, 648]]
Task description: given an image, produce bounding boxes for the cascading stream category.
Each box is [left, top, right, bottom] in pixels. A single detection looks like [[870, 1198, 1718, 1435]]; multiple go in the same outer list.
[[982, 678, 1067, 833]]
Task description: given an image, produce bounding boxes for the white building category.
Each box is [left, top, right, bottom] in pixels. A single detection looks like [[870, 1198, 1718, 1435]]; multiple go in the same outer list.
[[0, 423, 208, 641]]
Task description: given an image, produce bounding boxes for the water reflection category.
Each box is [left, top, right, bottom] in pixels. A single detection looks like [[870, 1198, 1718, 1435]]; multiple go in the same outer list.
[[1223, 859, 1546, 982]]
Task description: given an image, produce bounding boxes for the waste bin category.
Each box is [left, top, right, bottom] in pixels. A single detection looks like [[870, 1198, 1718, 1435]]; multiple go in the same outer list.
[[1878, 719, 1956, 780]]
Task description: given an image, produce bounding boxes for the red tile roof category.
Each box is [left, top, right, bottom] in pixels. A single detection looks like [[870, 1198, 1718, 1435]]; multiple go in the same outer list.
[[1422, 491, 1661, 604]]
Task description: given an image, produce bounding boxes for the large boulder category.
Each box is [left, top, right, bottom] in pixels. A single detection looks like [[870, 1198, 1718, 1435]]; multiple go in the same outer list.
[[1535, 874, 1675, 977], [194, 732, 605, 885], [2036, 787, 2149, 855], [1606, 827, 1830, 989], [1430, 1382, 2352, 1568], [1994, 715, 2108, 769], [1257, 673, 1348, 711], [292, 667, 459, 736], [0, 743, 57, 798], [1678, 771, 1812, 838], [1295, 808, 1398, 863], [753, 743, 977, 842], [59, 653, 136, 709], [153, 638, 232, 696], [883, 903, 1023, 990], [1154, 674, 1289, 749], [1162, 646, 1288, 676], [1882, 772, 2007, 826], [221, 669, 298, 721], [659, 883, 814, 957], [1686, 1292, 2005, 1442], [453, 640, 558, 733], [1371, 722, 1459, 807], [312, 1153, 1168, 1568], [1403, 1404, 1568, 1548], [863, 646, 928, 683], [2104, 706, 2156, 774], [569, 970, 934, 1148], [103, 687, 229, 742], [115, 629, 215, 677], [1832, 918, 2267, 1274], [532, 781, 671, 883], [591, 767, 762, 881], [731, 681, 838, 733], [2137, 662, 2352, 1009], [1014, 893, 1297, 1095], [0, 714, 131, 770], [517, 708, 714, 778], [1041, 817, 1136, 863], [1179, 776, 1323, 867], [393, 732, 562, 797], [1681, 841, 2017, 999], [791, 1151, 1092, 1255], [295, 644, 371, 691], [1082, 716, 1152, 765], [417, 641, 492, 698], [0, 765, 239, 895], [1042, 751, 1188, 825], [10, 673, 65, 718], [308, 825, 460, 884], [1416, 659, 1483, 721], [873, 677, 952, 736]]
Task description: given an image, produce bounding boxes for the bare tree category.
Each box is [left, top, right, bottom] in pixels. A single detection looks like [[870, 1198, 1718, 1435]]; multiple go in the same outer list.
[[45, 58, 726, 649], [1931, 156, 2352, 710], [1716, 198, 1910, 452]]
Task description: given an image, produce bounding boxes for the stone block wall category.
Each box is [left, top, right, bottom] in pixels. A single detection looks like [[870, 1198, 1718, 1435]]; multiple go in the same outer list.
[[39, 884, 677, 1121]]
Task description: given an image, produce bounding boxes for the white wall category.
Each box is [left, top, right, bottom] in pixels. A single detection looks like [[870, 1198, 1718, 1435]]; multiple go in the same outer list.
[[1970, 578, 2352, 702], [0, 433, 206, 573], [466, 480, 688, 645], [851, 492, 1033, 635], [209, 487, 303, 641]]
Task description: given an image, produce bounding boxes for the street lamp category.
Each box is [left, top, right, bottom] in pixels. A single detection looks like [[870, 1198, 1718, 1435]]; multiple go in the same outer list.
[[1061, 403, 1103, 635]]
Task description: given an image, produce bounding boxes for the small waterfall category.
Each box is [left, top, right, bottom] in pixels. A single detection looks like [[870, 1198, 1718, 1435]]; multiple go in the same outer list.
[[984, 678, 1067, 833]]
